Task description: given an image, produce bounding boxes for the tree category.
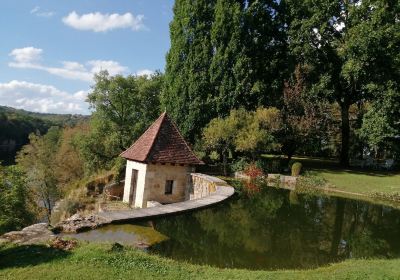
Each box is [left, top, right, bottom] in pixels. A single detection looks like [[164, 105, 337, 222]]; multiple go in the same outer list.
[[202, 107, 282, 173], [164, 0, 287, 141], [359, 82, 400, 158], [210, 0, 243, 115], [235, 107, 282, 158], [16, 127, 61, 221], [0, 165, 34, 234], [82, 71, 162, 172], [280, 65, 331, 160], [287, 0, 400, 166], [242, 0, 288, 108], [163, 0, 215, 142], [202, 110, 245, 174], [54, 124, 87, 187]]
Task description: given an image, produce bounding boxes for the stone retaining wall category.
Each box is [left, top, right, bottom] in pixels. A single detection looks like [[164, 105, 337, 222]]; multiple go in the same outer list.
[[189, 173, 229, 200]]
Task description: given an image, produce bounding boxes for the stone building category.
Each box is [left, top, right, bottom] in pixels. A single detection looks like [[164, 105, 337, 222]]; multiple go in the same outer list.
[[120, 112, 203, 208]]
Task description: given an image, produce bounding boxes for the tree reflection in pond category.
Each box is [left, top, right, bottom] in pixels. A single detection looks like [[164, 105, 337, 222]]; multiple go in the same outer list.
[[148, 188, 400, 270]]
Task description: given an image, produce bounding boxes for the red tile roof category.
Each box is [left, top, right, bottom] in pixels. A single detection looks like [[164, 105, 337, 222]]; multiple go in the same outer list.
[[120, 112, 204, 165]]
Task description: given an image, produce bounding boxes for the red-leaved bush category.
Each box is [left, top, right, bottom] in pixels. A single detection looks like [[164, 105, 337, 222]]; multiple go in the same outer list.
[[243, 164, 264, 194]]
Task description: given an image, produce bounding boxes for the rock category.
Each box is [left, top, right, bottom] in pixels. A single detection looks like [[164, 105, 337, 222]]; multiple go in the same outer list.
[[0, 223, 55, 245], [67, 213, 83, 221], [54, 214, 110, 233], [49, 237, 78, 251]]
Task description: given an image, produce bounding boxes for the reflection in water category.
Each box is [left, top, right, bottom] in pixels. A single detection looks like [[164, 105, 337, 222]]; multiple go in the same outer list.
[[148, 188, 400, 270], [61, 224, 168, 246], [63, 188, 400, 270]]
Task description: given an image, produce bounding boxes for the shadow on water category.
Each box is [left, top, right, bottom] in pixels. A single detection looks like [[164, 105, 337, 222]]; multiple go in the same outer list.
[[0, 244, 70, 269]]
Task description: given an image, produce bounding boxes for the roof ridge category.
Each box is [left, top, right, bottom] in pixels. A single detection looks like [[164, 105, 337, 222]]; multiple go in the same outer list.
[[167, 115, 203, 164], [120, 112, 203, 165], [144, 112, 167, 162], [119, 112, 165, 158]]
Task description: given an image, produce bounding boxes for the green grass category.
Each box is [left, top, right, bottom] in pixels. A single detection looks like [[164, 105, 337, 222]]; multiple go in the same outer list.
[[290, 156, 400, 195], [312, 168, 400, 194], [263, 155, 400, 196], [1, 242, 400, 280]]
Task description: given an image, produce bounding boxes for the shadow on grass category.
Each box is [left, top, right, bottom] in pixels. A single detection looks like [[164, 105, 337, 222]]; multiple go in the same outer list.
[[0, 244, 70, 269]]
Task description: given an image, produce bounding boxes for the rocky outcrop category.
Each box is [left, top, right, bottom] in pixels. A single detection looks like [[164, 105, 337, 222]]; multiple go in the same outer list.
[[54, 214, 110, 233], [0, 223, 55, 245]]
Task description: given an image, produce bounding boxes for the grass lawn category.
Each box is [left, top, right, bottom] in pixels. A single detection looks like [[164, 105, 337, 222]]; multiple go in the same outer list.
[[1, 242, 400, 280], [291, 156, 400, 195], [263, 155, 400, 196]]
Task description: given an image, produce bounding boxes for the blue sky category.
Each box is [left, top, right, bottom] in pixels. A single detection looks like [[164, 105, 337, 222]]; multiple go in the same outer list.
[[0, 0, 174, 114]]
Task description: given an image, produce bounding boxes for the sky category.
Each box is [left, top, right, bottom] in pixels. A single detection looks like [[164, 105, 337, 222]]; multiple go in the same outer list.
[[0, 0, 174, 115]]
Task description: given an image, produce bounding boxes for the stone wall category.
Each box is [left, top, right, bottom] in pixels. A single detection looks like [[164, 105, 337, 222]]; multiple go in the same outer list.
[[189, 173, 229, 200], [145, 163, 193, 205]]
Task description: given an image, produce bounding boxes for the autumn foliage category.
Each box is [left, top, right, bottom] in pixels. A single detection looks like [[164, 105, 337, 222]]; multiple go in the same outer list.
[[243, 163, 264, 194]]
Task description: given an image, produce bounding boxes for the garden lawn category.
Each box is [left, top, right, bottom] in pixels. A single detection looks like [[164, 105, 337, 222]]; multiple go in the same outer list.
[[291, 156, 400, 195], [312, 168, 400, 195], [1, 242, 400, 280], [263, 155, 400, 196]]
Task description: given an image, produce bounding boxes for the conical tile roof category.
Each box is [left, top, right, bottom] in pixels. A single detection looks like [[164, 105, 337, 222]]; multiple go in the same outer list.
[[120, 112, 203, 165]]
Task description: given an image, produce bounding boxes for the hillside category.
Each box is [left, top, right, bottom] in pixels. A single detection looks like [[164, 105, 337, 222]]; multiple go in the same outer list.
[[0, 106, 89, 165]]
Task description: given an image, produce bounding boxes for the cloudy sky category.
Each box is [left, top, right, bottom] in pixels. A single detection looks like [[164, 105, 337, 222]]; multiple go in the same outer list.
[[0, 0, 173, 114]]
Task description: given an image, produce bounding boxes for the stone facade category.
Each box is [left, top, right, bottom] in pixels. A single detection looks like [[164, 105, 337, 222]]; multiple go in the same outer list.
[[123, 160, 194, 208], [145, 163, 193, 204]]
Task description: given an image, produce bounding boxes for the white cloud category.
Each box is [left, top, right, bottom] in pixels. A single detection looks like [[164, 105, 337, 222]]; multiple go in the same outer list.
[[30, 6, 55, 18], [136, 69, 154, 77], [9, 47, 128, 82], [30, 6, 40, 14], [88, 60, 128, 76], [62, 11, 145, 32], [9, 47, 42, 63], [0, 80, 89, 114], [61, 61, 87, 72]]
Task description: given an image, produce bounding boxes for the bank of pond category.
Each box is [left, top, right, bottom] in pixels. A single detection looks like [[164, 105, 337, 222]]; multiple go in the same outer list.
[[61, 187, 400, 271]]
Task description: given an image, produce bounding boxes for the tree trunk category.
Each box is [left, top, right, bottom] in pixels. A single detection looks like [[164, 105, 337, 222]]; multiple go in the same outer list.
[[222, 149, 228, 176], [340, 102, 350, 167]]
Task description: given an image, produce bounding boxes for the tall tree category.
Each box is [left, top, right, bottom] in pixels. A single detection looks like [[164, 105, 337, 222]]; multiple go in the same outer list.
[[210, 0, 244, 115], [16, 126, 61, 221], [163, 0, 216, 141], [280, 65, 331, 160], [82, 71, 162, 172], [287, 0, 400, 166], [243, 0, 288, 108]]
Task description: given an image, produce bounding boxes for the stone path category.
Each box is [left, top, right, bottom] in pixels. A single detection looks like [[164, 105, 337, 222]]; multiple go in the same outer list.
[[97, 185, 235, 223]]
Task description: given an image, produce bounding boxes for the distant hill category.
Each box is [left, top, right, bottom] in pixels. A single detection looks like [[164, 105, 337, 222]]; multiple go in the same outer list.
[[0, 105, 89, 165], [0, 105, 89, 127]]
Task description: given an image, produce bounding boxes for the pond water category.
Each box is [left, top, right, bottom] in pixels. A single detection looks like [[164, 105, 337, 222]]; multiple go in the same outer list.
[[66, 188, 400, 270]]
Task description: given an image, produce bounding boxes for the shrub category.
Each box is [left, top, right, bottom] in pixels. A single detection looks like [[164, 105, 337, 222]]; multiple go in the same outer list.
[[291, 162, 302, 176], [243, 163, 265, 193], [230, 157, 250, 172], [209, 151, 220, 162], [255, 158, 269, 173]]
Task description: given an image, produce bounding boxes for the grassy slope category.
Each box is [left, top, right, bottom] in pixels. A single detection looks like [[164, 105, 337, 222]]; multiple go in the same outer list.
[[1, 243, 400, 280]]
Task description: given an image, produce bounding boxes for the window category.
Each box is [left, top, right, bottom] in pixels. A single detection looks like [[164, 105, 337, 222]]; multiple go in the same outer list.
[[165, 180, 173, 195]]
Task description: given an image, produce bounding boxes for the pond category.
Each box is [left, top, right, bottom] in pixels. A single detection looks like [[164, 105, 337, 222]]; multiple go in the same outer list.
[[64, 188, 400, 270]]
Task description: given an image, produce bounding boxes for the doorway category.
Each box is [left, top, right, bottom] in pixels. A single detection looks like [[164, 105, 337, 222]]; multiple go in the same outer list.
[[129, 169, 138, 206]]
